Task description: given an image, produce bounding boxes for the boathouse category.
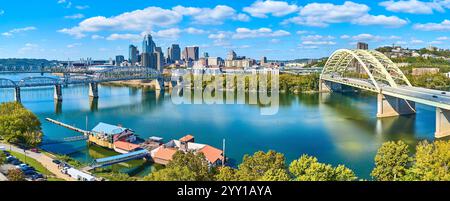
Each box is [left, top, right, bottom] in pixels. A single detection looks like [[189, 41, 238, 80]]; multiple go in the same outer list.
[[150, 135, 224, 166], [89, 122, 136, 149]]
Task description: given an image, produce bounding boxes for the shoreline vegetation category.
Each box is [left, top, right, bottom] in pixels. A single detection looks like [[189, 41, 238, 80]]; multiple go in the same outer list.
[[101, 73, 321, 94], [24, 139, 448, 181]]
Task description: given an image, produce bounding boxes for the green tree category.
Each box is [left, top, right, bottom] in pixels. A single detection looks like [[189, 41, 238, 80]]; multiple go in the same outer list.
[[289, 154, 357, 181], [145, 151, 213, 181], [260, 168, 291, 181], [0, 102, 42, 147], [143, 166, 197, 181], [405, 141, 450, 181], [7, 168, 25, 181], [0, 152, 6, 165], [236, 150, 286, 181], [371, 141, 411, 181], [215, 166, 238, 181]]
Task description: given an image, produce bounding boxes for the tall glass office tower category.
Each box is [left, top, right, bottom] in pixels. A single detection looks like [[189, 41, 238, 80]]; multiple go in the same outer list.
[[142, 34, 156, 54]]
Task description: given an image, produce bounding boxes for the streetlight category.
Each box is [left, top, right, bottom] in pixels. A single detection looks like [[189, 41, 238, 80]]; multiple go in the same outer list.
[[23, 148, 27, 164]]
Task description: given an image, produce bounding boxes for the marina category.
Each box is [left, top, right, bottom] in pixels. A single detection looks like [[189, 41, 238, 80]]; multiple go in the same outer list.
[[45, 118, 225, 171]]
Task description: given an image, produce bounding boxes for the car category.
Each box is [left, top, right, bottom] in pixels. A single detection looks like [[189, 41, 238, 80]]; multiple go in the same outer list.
[[433, 95, 438, 98], [52, 159, 61, 165], [32, 175, 45, 181], [442, 92, 447, 95], [6, 156, 16, 161], [16, 164, 31, 171], [10, 160, 21, 165], [30, 148, 39, 153], [23, 169, 36, 175]]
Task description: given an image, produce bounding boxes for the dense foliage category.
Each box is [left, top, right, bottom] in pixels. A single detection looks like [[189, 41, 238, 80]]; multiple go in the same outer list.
[[372, 140, 450, 181], [0, 152, 5, 165], [7, 168, 25, 181], [279, 73, 320, 93], [143, 151, 214, 181], [0, 102, 42, 147], [371, 141, 411, 181], [406, 73, 450, 90]]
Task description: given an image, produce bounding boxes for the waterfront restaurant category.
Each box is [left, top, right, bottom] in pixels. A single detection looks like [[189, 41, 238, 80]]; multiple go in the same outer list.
[[89, 122, 137, 149]]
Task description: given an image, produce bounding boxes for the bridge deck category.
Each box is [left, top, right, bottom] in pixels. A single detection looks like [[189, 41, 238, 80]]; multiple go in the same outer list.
[[322, 76, 450, 110]]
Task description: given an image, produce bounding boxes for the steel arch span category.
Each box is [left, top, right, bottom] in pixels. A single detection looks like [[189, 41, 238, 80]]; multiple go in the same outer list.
[[320, 49, 411, 91], [94, 67, 161, 82]]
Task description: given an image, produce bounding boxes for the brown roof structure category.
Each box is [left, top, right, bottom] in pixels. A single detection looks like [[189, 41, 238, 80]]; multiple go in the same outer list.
[[198, 145, 223, 164]]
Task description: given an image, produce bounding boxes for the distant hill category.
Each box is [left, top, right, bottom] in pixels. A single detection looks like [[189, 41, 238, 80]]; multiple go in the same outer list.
[[0, 58, 58, 67]]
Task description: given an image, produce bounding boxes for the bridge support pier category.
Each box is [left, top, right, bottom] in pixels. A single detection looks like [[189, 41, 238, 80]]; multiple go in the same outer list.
[[14, 87, 21, 103], [319, 79, 331, 92], [377, 93, 416, 118], [89, 83, 99, 98], [54, 84, 63, 102], [435, 108, 450, 138], [151, 78, 164, 91]]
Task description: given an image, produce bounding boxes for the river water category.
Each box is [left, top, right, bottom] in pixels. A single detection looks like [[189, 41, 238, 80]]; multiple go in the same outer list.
[[0, 74, 437, 178]]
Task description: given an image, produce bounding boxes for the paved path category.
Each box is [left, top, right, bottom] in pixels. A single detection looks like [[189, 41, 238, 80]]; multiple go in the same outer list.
[[0, 172, 7, 181], [0, 143, 74, 181]]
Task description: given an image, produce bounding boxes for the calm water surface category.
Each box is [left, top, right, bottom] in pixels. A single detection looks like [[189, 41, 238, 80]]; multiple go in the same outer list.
[[0, 74, 437, 178]]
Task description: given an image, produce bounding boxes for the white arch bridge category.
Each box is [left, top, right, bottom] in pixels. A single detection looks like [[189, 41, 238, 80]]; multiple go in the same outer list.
[[320, 49, 450, 138], [0, 67, 163, 102]]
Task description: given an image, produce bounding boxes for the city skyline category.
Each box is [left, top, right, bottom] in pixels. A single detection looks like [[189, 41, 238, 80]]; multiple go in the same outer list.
[[0, 0, 450, 60]]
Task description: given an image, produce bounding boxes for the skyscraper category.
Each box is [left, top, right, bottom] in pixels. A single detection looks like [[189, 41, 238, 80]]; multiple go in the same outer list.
[[182, 46, 199, 61], [115, 55, 125, 66], [357, 42, 368, 50], [171, 44, 181, 62], [261, 56, 267, 65], [227, 50, 237, 60], [142, 34, 156, 54], [129, 45, 138, 65], [155, 47, 164, 72], [141, 53, 150, 67]]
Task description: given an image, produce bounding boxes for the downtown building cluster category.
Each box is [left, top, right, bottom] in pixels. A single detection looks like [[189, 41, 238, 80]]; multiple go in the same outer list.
[[114, 34, 281, 72]]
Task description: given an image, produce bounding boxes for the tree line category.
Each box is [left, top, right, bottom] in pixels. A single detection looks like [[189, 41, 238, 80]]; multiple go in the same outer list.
[[93, 139, 450, 181]]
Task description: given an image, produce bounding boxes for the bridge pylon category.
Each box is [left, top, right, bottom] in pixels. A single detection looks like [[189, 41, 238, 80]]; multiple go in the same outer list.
[[376, 93, 416, 118], [435, 108, 450, 138], [14, 87, 21, 103], [89, 83, 99, 98], [54, 84, 63, 102]]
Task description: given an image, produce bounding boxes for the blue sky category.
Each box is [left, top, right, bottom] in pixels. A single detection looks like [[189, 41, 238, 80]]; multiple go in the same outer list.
[[0, 0, 449, 60]]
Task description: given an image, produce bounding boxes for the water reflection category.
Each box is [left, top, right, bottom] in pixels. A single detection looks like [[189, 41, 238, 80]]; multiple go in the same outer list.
[[0, 82, 437, 178]]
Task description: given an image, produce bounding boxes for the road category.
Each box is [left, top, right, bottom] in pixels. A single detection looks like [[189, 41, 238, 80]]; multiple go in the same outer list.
[[322, 76, 450, 110], [0, 143, 74, 181]]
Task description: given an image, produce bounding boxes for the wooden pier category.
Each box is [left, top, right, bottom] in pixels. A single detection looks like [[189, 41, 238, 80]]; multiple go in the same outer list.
[[45, 118, 91, 135]]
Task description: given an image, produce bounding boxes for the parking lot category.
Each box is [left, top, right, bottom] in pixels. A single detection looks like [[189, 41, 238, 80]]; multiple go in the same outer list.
[[0, 149, 45, 181]]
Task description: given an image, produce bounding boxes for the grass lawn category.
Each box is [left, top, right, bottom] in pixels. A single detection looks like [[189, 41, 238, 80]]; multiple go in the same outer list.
[[10, 151, 54, 176]]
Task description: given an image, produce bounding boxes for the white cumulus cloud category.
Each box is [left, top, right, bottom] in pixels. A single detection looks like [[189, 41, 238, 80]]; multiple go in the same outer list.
[[64, 13, 85, 19], [282, 1, 407, 27], [379, 0, 447, 14], [243, 0, 299, 18], [173, 5, 250, 25], [232, 27, 290, 39], [413, 19, 450, 31], [2, 26, 37, 37], [58, 7, 183, 38]]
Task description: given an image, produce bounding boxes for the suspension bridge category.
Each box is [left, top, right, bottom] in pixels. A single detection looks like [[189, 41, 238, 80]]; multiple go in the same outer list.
[[320, 49, 450, 138]]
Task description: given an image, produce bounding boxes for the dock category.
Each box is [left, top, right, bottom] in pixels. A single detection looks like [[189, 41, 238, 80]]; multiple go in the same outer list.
[[45, 118, 91, 135]]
